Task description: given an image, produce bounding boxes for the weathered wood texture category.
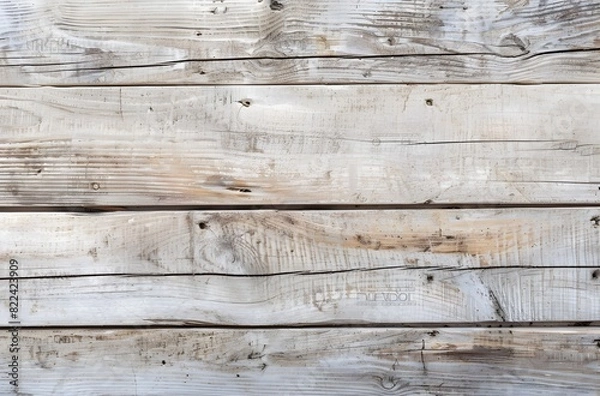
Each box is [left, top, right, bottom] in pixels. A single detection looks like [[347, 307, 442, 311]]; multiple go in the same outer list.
[[7, 52, 600, 85], [1, 0, 598, 392], [0, 0, 599, 84], [3, 267, 600, 325], [1, 328, 599, 395], [1, 85, 600, 205], [1, 209, 599, 277]]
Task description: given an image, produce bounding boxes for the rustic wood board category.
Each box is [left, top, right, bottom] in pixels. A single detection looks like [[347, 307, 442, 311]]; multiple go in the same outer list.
[[0, 208, 599, 277], [1, 0, 599, 393], [2, 85, 600, 205], [10, 52, 600, 85], [3, 267, 600, 326], [1, 327, 598, 395], [5, 0, 599, 59], [1, 0, 600, 84]]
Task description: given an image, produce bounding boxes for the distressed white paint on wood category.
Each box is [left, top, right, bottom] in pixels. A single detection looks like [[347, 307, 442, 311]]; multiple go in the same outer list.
[[1, 85, 600, 205], [0, 0, 599, 84], [3, 267, 600, 325], [2, 327, 599, 395], [0, 209, 599, 277]]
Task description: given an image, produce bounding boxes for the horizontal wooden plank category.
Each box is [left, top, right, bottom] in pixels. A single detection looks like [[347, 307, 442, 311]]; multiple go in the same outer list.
[[1, 85, 600, 205], [1, 208, 599, 277], [3, 268, 600, 325], [10, 52, 600, 85], [12, 51, 600, 85], [7, 0, 599, 59], [2, 327, 599, 395], [1, 0, 600, 84]]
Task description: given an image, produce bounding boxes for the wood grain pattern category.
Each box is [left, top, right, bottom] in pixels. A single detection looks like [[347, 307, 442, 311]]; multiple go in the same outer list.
[[1, 0, 599, 84], [1, 327, 599, 395], [1, 0, 597, 393], [6, 51, 600, 86], [3, 267, 600, 326], [1, 208, 599, 278], [1, 85, 600, 205]]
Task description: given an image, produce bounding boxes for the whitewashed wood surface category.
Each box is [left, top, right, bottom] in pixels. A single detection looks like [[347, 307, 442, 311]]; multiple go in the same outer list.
[[7, 52, 600, 85], [1, 0, 599, 393], [8, 52, 600, 85], [1, 267, 598, 326], [1, 85, 600, 205], [0, 0, 599, 84], [1, 328, 598, 395], [0, 208, 598, 277]]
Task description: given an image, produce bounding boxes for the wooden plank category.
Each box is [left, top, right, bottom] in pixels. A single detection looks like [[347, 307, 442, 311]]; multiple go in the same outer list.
[[1, 0, 600, 84], [2, 84, 600, 205], [1, 327, 598, 395], [7, 0, 599, 59], [3, 267, 600, 326], [11, 52, 600, 85], [1, 208, 599, 277]]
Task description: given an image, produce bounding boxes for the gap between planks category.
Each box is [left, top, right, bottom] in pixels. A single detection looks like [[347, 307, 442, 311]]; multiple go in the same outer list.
[[1, 322, 600, 330], [2, 203, 600, 213], [1, 265, 600, 282], [2, 80, 600, 89]]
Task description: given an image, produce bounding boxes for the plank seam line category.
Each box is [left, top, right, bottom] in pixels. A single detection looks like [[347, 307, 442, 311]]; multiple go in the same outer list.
[[3, 265, 599, 281], [4, 81, 600, 88], [0, 52, 504, 71], [1, 323, 599, 330], [1, 203, 600, 213], [8, 47, 600, 73]]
